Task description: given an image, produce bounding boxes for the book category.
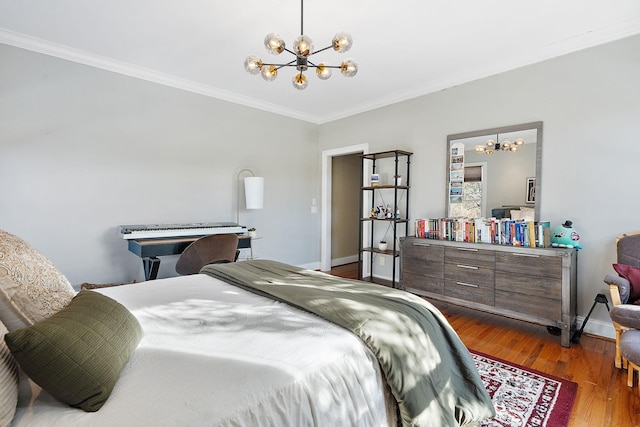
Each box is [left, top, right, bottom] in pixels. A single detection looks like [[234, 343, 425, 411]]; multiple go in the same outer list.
[[417, 216, 552, 249], [536, 221, 551, 247]]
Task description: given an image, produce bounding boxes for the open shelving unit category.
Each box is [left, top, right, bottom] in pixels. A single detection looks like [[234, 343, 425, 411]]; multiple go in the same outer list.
[[358, 150, 412, 288]]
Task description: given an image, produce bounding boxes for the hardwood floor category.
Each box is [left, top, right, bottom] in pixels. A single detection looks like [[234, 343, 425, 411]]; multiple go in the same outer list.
[[329, 263, 640, 427]]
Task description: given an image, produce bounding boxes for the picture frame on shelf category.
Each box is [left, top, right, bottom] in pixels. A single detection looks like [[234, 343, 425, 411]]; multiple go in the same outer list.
[[370, 173, 380, 187]]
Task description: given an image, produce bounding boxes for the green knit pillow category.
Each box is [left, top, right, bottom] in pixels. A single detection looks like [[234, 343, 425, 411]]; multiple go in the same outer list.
[[4, 290, 142, 412]]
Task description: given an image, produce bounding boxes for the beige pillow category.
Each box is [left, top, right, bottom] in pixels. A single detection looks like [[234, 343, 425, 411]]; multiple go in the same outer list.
[[0, 229, 75, 331], [510, 209, 523, 220], [520, 207, 535, 222], [0, 320, 19, 426]]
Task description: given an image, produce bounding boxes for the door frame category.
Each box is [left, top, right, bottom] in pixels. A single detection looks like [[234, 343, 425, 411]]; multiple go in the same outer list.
[[320, 143, 369, 271]]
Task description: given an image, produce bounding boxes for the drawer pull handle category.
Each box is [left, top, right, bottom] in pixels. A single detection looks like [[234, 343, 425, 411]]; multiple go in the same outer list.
[[456, 281, 479, 288], [412, 242, 431, 247], [456, 248, 479, 252], [513, 253, 541, 258], [457, 264, 478, 270]]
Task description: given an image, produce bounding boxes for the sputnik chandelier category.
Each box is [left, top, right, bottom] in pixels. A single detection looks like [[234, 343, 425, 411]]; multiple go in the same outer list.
[[475, 136, 524, 155], [243, 0, 358, 90]]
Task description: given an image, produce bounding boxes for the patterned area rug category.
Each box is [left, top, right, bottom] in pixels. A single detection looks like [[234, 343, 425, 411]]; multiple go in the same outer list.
[[470, 350, 578, 427]]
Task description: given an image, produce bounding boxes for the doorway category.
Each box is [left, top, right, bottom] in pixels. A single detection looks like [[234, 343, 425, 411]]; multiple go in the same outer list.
[[320, 144, 368, 271], [330, 153, 360, 266]]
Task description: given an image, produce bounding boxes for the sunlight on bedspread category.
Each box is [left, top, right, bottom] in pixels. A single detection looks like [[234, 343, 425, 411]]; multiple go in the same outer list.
[[12, 274, 391, 427], [202, 260, 495, 427]]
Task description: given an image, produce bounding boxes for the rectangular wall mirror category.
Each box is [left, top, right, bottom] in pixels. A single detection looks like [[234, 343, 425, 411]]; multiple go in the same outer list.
[[446, 121, 543, 221]]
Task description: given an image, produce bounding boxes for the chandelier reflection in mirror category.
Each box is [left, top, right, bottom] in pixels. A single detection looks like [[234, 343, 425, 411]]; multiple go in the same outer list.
[[475, 136, 524, 155], [243, 0, 358, 90]]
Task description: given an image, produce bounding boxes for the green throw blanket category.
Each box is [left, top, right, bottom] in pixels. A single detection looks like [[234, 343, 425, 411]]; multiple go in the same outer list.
[[201, 260, 494, 427]]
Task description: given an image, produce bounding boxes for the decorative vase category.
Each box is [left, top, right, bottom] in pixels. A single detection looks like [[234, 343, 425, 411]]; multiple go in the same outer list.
[[378, 242, 388, 251]]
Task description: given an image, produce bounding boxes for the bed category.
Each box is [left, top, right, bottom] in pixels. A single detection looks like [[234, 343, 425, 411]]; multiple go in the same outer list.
[[0, 229, 494, 427]]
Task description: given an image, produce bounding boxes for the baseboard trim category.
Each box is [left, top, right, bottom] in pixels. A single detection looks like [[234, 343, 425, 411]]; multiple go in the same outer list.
[[298, 261, 321, 271], [331, 255, 359, 267], [575, 315, 615, 340]]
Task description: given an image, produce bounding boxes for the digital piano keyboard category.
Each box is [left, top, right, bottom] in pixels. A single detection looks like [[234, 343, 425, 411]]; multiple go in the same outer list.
[[118, 222, 247, 240]]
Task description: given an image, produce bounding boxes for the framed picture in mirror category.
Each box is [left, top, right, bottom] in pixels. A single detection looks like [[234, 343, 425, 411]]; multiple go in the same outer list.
[[526, 177, 536, 203]]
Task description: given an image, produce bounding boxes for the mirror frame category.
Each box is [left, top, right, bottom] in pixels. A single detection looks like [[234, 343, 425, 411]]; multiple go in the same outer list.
[[445, 121, 543, 221]]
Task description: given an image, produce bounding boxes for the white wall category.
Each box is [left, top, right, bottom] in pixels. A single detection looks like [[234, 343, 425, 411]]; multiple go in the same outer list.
[[0, 44, 321, 286], [2, 34, 639, 339], [319, 34, 640, 337]]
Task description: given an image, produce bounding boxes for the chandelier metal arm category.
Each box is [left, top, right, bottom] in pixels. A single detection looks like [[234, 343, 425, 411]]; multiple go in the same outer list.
[[282, 47, 298, 56], [306, 59, 341, 69], [262, 59, 297, 70], [310, 45, 334, 56]]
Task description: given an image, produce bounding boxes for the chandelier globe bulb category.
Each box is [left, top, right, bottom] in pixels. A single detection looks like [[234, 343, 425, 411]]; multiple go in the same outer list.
[[292, 73, 308, 90], [332, 31, 353, 53], [340, 58, 358, 77], [293, 35, 314, 57], [260, 65, 278, 82], [264, 33, 285, 54], [316, 63, 332, 80], [244, 55, 263, 75]]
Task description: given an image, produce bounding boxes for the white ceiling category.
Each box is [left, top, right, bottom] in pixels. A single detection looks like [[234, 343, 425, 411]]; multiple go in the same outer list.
[[1, 0, 639, 124]]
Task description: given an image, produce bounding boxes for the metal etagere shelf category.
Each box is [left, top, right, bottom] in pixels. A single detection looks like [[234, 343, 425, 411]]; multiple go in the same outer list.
[[358, 150, 412, 288]]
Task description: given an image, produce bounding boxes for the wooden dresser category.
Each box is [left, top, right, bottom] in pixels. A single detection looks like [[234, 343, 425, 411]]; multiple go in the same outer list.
[[400, 236, 577, 347]]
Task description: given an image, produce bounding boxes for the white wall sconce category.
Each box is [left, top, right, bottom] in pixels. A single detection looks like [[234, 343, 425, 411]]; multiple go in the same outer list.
[[236, 169, 264, 225]]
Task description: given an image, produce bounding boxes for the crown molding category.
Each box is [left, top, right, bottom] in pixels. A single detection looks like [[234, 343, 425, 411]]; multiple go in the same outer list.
[[3, 21, 640, 126], [315, 21, 640, 124], [0, 29, 321, 124]]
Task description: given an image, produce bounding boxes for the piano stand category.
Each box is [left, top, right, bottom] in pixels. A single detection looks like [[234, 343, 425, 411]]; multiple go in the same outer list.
[[143, 257, 161, 281], [127, 236, 252, 281]]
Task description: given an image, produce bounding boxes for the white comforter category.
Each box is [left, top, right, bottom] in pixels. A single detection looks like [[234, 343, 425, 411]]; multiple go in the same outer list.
[[12, 274, 392, 426]]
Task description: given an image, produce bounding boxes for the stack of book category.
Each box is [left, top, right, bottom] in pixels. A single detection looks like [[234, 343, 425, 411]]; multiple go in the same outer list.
[[413, 218, 552, 248]]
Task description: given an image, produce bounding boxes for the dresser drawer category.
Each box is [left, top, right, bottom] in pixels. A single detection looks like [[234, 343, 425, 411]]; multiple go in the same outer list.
[[403, 272, 444, 295], [495, 252, 562, 279], [445, 279, 494, 306], [402, 241, 445, 263], [445, 262, 494, 287], [495, 290, 561, 320], [401, 255, 444, 279], [401, 241, 444, 294], [445, 246, 495, 268], [444, 263, 495, 305], [494, 271, 561, 300]]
